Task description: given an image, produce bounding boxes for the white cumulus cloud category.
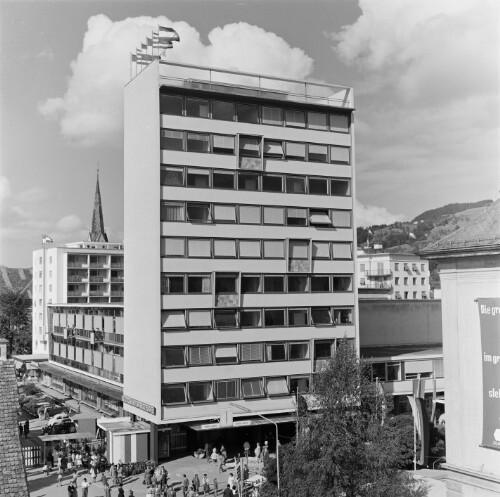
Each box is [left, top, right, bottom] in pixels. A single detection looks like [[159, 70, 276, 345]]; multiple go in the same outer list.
[[354, 199, 405, 228], [38, 15, 314, 147], [56, 214, 85, 233]]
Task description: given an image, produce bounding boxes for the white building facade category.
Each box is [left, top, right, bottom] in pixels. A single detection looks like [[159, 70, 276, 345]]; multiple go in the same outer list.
[[357, 251, 431, 300], [124, 60, 358, 459]]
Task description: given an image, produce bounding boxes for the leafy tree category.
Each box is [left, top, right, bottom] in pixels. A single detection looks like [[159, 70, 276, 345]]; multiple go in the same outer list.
[[0, 288, 32, 356], [261, 339, 427, 497]]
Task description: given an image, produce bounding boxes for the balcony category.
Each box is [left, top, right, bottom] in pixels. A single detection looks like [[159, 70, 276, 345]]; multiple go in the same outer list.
[[365, 269, 392, 277], [289, 260, 311, 273], [359, 282, 392, 291], [215, 293, 239, 308], [68, 276, 86, 283], [111, 291, 124, 297], [111, 263, 124, 269], [111, 277, 124, 283], [89, 276, 105, 283]]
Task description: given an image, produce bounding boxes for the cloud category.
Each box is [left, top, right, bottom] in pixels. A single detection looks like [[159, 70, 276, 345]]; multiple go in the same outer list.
[[38, 15, 314, 146], [331, 0, 499, 216], [36, 49, 55, 61], [0, 176, 11, 204], [16, 187, 47, 203], [355, 199, 405, 228], [56, 214, 84, 233]]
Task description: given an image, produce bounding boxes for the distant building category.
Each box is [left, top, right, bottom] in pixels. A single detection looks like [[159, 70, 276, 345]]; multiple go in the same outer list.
[[32, 174, 124, 353], [357, 250, 431, 300], [423, 200, 500, 496]]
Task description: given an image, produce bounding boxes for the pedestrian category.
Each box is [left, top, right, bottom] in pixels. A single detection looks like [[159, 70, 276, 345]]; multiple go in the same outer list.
[[222, 484, 233, 497], [117, 485, 124, 497], [159, 466, 168, 489], [23, 419, 30, 438], [42, 461, 49, 476], [243, 465, 249, 480], [81, 478, 91, 497], [182, 474, 189, 497], [227, 473, 235, 490], [204, 442, 210, 461], [145, 465, 151, 486], [110, 463, 118, 486], [202, 474, 210, 495], [151, 472, 158, 488], [187, 486, 196, 497], [67, 483, 74, 496], [261, 442, 269, 465], [243, 441, 250, 458], [231, 486, 238, 496], [193, 473, 200, 493], [218, 452, 224, 473], [117, 461, 123, 485], [254, 443, 261, 461], [91, 465, 98, 483], [129, 491, 135, 496], [47, 450, 54, 469], [58, 467, 64, 486], [220, 445, 227, 463], [213, 478, 219, 496], [103, 479, 111, 497]]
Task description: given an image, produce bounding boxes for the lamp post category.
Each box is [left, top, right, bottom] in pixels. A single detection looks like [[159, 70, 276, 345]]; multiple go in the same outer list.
[[229, 403, 280, 491]]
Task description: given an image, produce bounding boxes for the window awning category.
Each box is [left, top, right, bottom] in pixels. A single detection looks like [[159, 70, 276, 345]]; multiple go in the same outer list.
[[184, 414, 296, 431], [309, 214, 331, 225]]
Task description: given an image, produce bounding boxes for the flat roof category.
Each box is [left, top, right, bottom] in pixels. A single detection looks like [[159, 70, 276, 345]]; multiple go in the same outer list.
[[97, 419, 150, 435], [39, 432, 95, 442], [11, 354, 49, 363], [361, 345, 442, 361]]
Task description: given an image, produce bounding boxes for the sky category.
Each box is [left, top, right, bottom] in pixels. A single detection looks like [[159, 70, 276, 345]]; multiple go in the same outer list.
[[0, 0, 498, 268]]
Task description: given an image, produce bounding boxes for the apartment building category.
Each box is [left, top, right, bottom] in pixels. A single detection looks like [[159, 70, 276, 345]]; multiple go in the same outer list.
[[124, 60, 357, 459], [32, 176, 124, 353], [357, 251, 430, 300]]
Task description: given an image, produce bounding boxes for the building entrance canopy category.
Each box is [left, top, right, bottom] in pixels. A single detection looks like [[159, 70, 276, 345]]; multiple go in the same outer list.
[[39, 432, 95, 443], [184, 414, 295, 432]]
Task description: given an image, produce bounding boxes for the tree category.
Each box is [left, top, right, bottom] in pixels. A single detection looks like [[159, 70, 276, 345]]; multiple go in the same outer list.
[[0, 288, 32, 356], [261, 339, 428, 497]]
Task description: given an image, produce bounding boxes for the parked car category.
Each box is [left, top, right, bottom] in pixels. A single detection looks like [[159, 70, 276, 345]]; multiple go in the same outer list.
[[42, 415, 77, 435]]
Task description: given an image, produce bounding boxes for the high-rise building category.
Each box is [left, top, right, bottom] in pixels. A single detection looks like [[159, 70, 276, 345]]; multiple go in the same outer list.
[[124, 60, 357, 459], [357, 251, 431, 300]]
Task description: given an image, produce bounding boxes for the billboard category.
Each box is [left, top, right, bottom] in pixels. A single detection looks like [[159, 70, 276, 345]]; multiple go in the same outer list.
[[478, 298, 500, 450]]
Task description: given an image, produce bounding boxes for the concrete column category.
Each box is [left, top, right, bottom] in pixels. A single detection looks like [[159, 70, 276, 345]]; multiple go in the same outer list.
[[150, 422, 158, 464]]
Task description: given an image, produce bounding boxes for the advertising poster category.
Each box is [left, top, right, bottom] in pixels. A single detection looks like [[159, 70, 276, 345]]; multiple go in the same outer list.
[[477, 298, 500, 450]]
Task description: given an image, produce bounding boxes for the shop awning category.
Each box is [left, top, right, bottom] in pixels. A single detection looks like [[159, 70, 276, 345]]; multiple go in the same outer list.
[[97, 419, 150, 436], [39, 363, 123, 401], [185, 414, 295, 432], [38, 432, 95, 443]]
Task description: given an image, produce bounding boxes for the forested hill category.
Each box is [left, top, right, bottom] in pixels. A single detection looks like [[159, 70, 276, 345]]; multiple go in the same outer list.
[[411, 200, 492, 224]]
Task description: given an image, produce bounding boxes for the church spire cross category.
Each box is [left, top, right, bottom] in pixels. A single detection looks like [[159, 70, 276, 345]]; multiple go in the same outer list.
[[89, 169, 109, 242]]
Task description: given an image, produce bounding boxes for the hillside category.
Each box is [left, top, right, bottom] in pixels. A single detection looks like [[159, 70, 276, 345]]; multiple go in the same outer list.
[[0, 266, 33, 299], [357, 199, 494, 289]]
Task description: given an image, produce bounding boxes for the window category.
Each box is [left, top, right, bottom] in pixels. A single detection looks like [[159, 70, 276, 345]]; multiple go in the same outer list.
[[421, 264, 425, 271], [285, 142, 306, 160], [160, 94, 183, 115], [240, 309, 262, 327], [287, 208, 307, 226], [214, 239, 237, 257], [311, 307, 332, 325], [189, 382, 214, 402], [187, 203, 211, 222], [239, 136, 261, 157], [214, 344, 238, 364], [314, 341, 333, 359], [413, 278, 417, 285], [285, 109, 305, 127], [288, 308, 308, 326], [237, 104, 259, 124], [162, 384, 187, 405], [308, 144, 328, 162], [216, 379, 238, 400], [387, 362, 401, 381], [186, 98, 209, 118], [333, 276, 352, 292], [308, 112, 328, 130], [241, 275, 261, 293], [288, 275, 309, 292], [266, 377, 289, 396], [264, 275, 284, 293], [289, 342, 309, 360], [395, 277, 400, 285], [331, 210, 351, 228], [395, 263, 400, 271], [212, 100, 234, 121], [263, 207, 284, 225], [404, 292, 409, 299], [189, 346, 212, 366], [162, 275, 184, 294], [309, 209, 332, 226], [238, 171, 260, 190], [264, 309, 285, 327], [309, 177, 328, 195], [239, 205, 261, 224], [211, 171, 234, 190], [213, 135, 235, 155], [286, 176, 306, 194], [162, 347, 186, 368], [289, 240, 309, 259], [187, 310, 212, 328], [263, 140, 284, 158], [262, 106, 282, 125], [162, 238, 185, 257], [161, 166, 184, 186], [213, 310, 238, 328], [334, 308, 353, 324], [404, 277, 408, 285], [290, 376, 310, 394], [312, 241, 330, 259], [161, 130, 184, 150], [421, 278, 425, 285], [162, 311, 186, 329], [239, 240, 261, 258], [213, 204, 236, 223], [330, 114, 350, 133], [311, 275, 330, 292], [331, 179, 351, 196], [161, 202, 185, 221], [242, 378, 264, 398], [372, 363, 386, 381], [187, 239, 211, 258], [266, 343, 286, 361], [215, 275, 237, 293], [240, 343, 263, 362], [187, 275, 211, 293], [263, 240, 285, 258], [187, 133, 210, 153], [187, 168, 210, 188], [330, 146, 350, 164], [262, 174, 283, 192]]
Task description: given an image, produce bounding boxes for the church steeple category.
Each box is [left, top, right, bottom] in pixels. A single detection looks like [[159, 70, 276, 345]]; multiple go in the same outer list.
[[89, 169, 108, 242]]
